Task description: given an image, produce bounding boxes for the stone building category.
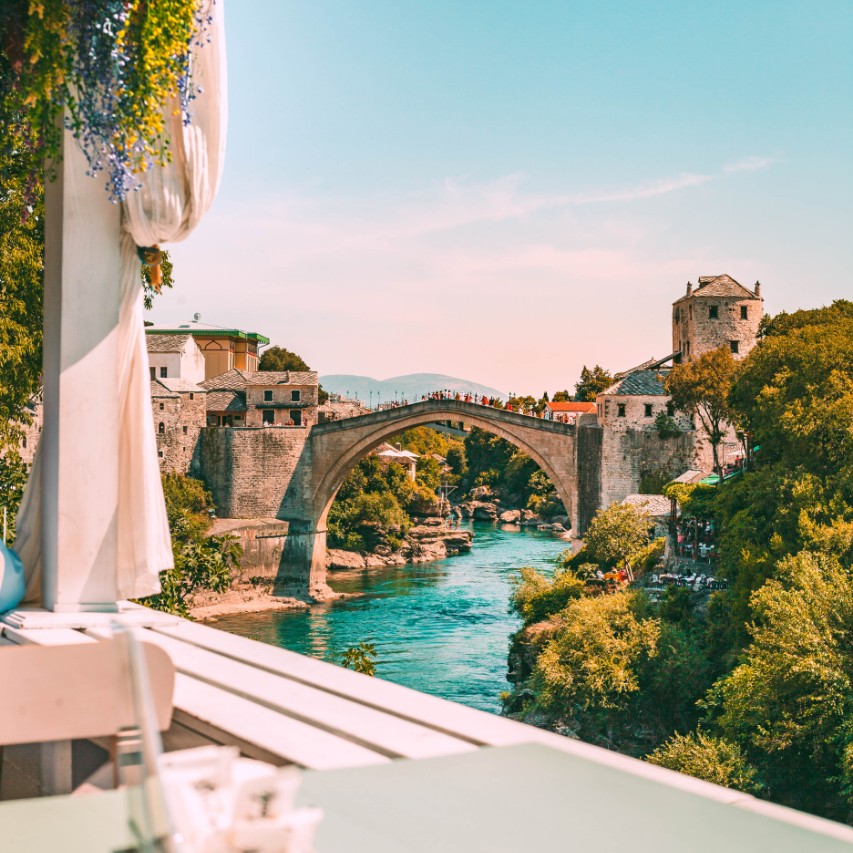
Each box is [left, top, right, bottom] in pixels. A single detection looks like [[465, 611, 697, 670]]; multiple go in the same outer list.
[[150, 378, 207, 473], [200, 369, 320, 428], [145, 333, 206, 384], [145, 319, 269, 380], [589, 275, 763, 511], [672, 275, 763, 362]]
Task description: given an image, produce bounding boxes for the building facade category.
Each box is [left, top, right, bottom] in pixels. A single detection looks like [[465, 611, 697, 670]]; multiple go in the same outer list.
[[145, 320, 269, 380]]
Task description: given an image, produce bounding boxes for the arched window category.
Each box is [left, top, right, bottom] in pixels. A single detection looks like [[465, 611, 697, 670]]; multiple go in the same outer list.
[[158, 422, 165, 434]]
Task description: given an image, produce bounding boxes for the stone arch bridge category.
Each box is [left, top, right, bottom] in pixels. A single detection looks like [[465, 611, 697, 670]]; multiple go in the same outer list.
[[198, 399, 580, 599]]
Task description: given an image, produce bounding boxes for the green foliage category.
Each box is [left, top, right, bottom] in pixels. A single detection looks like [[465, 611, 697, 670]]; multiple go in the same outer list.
[[0, 450, 27, 541], [647, 732, 762, 795], [552, 390, 571, 403], [663, 482, 717, 523], [259, 346, 311, 372], [1, 0, 204, 199], [574, 365, 613, 402], [327, 456, 416, 551], [511, 567, 585, 626], [706, 551, 853, 819], [445, 445, 467, 478], [582, 502, 651, 568], [141, 250, 174, 310], [0, 83, 43, 451], [665, 347, 739, 476], [654, 411, 681, 439], [341, 641, 377, 676], [141, 474, 241, 618], [533, 591, 659, 716]]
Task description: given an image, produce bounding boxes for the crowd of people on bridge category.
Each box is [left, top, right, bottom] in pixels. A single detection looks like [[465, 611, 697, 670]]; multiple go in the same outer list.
[[414, 390, 548, 418]]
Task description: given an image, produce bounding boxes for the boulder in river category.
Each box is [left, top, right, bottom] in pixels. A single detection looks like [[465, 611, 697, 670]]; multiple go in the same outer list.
[[499, 509, 521, 523]]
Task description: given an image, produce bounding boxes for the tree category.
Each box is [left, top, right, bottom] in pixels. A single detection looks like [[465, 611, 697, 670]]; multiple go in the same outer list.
[[582, 502, 651, 568], [259, 346, 311, 372], [552, 390, 571, 403], [706, 551, 853, 820], [646, 732, 762, 795], [665, 347, 739, 478], [574, 365, 613, 402], [0, 79, 44, 451], [140, 474, 241, 618]]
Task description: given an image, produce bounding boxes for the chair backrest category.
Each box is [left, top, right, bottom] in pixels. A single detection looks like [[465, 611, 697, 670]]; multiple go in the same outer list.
[[0, 639, 175, 746]]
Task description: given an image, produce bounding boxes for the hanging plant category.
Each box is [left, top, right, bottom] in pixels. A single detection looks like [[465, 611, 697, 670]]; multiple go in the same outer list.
[[0, 0, 214, 201]]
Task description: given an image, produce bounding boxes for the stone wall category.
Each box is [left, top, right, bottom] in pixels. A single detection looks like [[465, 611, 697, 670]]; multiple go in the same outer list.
[[245, 384, 319, 428], [196, 426, 312, 518], [576, 419, 603, 533], [153, 391, 207, 474], [598, 393, 692, 432], [672, 292, 762, 361], [599, 427, 701, 509]]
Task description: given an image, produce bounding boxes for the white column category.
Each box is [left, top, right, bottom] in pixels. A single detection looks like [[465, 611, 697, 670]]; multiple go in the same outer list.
[[41, 129, 123, 611]]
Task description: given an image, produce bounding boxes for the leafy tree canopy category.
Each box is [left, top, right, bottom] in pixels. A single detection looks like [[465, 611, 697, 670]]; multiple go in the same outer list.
[[665, 347, 740, 476], [259, 346, 311, 372], [574, 365, 613, 402], [582, 502, 652, 568]]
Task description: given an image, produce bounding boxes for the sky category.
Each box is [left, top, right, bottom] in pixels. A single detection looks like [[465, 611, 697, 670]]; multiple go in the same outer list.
[[149, 0, 853, 395]]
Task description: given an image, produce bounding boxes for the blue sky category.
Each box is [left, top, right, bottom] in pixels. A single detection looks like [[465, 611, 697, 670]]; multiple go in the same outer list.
[[150, 0, 853, 394]]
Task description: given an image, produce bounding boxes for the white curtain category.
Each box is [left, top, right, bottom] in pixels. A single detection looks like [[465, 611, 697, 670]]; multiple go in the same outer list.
[[16, 3, 228, 603]]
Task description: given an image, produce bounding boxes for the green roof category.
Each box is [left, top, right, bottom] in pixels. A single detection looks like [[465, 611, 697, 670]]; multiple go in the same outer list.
[[145, 327, 269, 344]]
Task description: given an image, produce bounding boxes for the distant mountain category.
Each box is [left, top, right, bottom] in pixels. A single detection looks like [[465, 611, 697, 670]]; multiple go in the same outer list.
[[320, 373, 506, 404]]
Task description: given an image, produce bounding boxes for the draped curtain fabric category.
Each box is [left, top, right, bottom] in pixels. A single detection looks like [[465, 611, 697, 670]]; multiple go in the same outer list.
[[16, 4, 228, 603]]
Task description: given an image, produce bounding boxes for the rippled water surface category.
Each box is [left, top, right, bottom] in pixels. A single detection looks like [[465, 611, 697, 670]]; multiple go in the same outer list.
[[211, 523, 566, 713]]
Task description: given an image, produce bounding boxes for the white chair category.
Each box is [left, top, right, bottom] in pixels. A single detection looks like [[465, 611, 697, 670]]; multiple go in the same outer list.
[[0, 637, 175, 797]]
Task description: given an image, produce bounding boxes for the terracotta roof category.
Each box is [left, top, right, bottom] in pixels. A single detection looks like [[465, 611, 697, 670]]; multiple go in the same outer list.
[[601, 369, 669, 397], [200, 369, 318, 390], [205, 390, 247, 412], [146, 334, 193, 353], [545, 402, 597, 413]]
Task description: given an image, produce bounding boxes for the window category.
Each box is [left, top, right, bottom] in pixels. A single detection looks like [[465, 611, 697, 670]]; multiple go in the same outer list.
[[150, 367, 155, 380], [262, 409, 274, 425], [689, 304, 693, 320], [160, 366, 168, 378], [674, 308, 680, 322], [686, 342, 691, 357], [617, 403, 626, 418], [263, 390, 273, 402], [290, 410, 302, 426], [741, 305, 748, 320], [159, 402, 164, 410], [644, 404, 653, 417], [189, 393, 194, 400], [22, 436, 27, 449], [709, 305, 718, 319], [182, 425, 188, 435], [667, 401, 675, 417], [158, 450, 164, 458], [730, 340, 739, 354], [291, 390, 301, 402], [158, 422, 165, 434]]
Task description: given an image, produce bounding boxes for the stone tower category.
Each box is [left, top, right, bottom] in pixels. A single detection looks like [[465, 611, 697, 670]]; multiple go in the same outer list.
[[671, 274, 763, 362]]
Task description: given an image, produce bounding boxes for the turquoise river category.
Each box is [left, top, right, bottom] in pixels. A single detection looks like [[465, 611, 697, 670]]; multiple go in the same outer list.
[[210, 522, 566, 713]]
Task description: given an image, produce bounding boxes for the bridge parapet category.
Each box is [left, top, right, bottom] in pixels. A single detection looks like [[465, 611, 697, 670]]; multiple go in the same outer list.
[[312, 398, 575, 436]]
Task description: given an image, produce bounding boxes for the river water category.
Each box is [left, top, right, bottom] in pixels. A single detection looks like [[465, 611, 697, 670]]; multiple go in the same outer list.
[[211, 522, 567, 713]]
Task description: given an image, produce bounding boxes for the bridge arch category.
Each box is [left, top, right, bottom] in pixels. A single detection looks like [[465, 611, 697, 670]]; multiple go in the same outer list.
[[276, 400, 577, 599], [312, 404, 575, 532]]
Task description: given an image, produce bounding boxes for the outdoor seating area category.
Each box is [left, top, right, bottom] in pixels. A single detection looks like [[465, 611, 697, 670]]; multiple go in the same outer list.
[[2, 606, 853, 851]]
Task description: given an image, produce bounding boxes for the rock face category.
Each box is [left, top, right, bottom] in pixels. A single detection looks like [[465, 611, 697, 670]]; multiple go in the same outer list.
[[326, 518, 473, 570], [499, 509, 521, 523]]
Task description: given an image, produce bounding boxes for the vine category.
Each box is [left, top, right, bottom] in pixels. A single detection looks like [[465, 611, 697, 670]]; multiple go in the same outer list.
[[1, 0, 214, 201]]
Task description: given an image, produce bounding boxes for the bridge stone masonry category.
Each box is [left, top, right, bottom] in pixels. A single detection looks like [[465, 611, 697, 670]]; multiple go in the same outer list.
[[196, 399, 579, 600]]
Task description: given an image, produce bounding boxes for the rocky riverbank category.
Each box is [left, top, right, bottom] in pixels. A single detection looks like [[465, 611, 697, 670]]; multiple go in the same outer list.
[[454, 486, 570, 534], [327, 517, 473, 570]]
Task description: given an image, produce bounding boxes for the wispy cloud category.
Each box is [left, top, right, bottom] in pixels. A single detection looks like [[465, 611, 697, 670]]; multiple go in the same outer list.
[[723, 155, 781, 174]]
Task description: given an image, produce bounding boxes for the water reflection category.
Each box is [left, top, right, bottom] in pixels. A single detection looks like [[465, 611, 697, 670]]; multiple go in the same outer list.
[[212, 522, 565, 713]]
